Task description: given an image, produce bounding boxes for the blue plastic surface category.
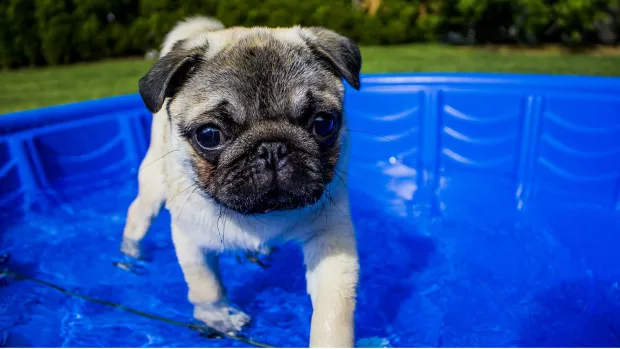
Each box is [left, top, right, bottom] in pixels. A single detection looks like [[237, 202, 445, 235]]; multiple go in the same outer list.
[[1, 73, 620, 347]]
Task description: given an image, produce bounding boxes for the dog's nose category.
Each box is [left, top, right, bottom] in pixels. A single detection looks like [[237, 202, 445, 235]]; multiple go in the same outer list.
[[256, 142, 290, 169]]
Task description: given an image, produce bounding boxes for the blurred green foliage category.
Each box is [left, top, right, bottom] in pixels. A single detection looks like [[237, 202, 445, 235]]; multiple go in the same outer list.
[[1, 0, 619, 69]]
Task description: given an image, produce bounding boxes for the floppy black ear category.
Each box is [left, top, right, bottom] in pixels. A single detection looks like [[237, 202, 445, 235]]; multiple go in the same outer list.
[[138, 45, 202, 113], [301, 27, 362, 90]]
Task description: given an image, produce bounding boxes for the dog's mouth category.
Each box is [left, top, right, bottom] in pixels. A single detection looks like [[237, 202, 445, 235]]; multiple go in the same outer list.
[[250, 187, 325, 214], [216, 186, 325, 215]]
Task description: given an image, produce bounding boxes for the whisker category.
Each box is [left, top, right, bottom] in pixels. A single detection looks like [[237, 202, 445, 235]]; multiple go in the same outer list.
[[221, 206, 233, 243], [217, 205, 225, 244], [221, 206, 229, 241], [139, 149, 179, 172], [289, 206, 303, 232], [243, 214, 257, 232], [235, 211, 252, 248], [332, 171, 348, 189], [165, 183, 198, 206], [323, 194, 329, 231], [334, 167, 348, 176], [176, 187, 198, 220], [311, 194, 328, 224], [251, 214, 268, 226], [326, 188, 348, 218]]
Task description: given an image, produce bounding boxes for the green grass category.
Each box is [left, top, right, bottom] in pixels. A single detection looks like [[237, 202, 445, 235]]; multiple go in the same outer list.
[[361, 44, 620, 75], [0, 59, 151, 114], [1, 44, 619, 113]]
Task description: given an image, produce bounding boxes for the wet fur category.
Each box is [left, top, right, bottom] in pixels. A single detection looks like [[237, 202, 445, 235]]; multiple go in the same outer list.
[[122, 17, 361, 347]]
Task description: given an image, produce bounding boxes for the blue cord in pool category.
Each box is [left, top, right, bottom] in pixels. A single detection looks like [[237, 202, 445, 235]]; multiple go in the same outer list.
[[0, 252, 274, 348]]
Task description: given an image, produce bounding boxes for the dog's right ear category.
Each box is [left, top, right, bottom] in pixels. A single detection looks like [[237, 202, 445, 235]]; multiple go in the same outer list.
[[138, 43, 203, 113]]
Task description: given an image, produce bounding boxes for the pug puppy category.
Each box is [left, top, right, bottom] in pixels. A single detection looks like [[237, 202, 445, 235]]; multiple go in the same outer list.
[[120, 16, 361, 347]]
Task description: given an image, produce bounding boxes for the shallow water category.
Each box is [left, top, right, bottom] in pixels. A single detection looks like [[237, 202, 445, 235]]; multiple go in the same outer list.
[[1, 170, 620, 347]]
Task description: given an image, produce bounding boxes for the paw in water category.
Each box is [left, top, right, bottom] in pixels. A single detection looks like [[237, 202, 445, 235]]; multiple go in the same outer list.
[[120, 238, 144, 260], [193, 300, 251, 335], [113, 254, 147, 275]]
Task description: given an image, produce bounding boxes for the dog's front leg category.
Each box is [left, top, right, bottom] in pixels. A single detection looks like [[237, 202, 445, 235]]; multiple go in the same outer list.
[[303, 223, 359, 347], [121, 116, 167, 260], [171, 223, 250, 334]]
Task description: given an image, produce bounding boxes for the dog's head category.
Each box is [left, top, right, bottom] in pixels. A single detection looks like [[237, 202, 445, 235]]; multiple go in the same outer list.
[[139, 25, 361, 214]]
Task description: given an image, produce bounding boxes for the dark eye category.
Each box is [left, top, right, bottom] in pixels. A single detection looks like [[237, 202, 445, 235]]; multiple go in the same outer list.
[[195, 125, 226, 150], [313, 113, 336, 136]]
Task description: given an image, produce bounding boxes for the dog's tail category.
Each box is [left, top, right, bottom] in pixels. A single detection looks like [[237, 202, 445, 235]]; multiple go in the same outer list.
[[161, 16, 225, 56]]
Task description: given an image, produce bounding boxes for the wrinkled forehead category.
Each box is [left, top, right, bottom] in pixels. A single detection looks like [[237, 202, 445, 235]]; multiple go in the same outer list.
[[175, 32, 345, 125]]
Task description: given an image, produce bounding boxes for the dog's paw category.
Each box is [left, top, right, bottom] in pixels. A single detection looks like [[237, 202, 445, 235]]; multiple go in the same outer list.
[[120, 238, 143, 260], [113, 259, 146, 275], [113, 254, 147, 275], [193, 300, 251, 335]]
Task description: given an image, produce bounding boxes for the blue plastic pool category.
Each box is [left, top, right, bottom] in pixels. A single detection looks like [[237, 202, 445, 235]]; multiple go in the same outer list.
[[1, 73, 620, 347]]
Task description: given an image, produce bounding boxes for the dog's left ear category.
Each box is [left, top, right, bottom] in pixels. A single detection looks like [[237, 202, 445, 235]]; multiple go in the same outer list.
[[138, 42, 203, 113], [301, 27, 362, 90]]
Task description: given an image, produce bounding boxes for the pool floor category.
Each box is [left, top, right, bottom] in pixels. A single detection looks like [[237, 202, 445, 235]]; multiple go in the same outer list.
[[1, 175, 620, 347]]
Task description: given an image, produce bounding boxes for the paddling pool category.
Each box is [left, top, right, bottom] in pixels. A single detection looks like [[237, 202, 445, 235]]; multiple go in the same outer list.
[[1, 73, 620, 347]]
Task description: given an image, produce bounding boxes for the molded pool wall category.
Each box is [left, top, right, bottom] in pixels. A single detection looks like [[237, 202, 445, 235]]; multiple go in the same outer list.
[[2, 73, 620, 212]]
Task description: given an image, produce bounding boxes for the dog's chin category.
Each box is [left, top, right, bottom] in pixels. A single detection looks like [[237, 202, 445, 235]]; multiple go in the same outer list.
[[214, 187, 326, 215]]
